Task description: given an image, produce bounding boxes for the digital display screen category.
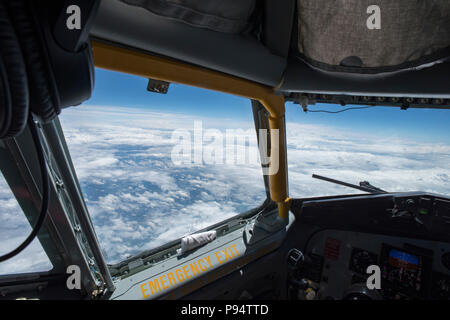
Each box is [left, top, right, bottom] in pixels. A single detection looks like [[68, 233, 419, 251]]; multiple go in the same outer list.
[[381, 245, 425, 296], [388, 249, 419, 270]]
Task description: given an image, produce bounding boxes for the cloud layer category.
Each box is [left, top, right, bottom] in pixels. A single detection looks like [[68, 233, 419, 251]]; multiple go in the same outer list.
[[1, 105, 448, 273]]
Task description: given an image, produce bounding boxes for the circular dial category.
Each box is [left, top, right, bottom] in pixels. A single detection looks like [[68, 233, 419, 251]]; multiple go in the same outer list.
[[350, 249, 378, 275], [442, 252, 450, 271], [437, 278, 450, 292]]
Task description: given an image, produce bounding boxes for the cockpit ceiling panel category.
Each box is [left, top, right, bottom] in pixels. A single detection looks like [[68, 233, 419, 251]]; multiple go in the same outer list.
[[283, 0, 450, 99], [90, 0, 286, 87], [91, 0, 450, 99], [119, 0, 257, 34], [278, 58, 450, 100], [296, 0, 450, 74]]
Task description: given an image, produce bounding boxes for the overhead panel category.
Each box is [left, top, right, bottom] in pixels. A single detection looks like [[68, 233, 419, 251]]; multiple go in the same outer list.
[[90, 0, 286, 87]]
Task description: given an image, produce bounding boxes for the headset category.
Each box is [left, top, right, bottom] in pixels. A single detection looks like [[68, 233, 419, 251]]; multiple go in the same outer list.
[[0, 0, 99, 263], [0, 0, 99, 138]]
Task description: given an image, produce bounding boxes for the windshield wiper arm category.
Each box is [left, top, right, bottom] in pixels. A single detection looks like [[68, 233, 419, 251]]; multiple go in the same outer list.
[[358, 180, 387, 193], [312, 174, 388, 194]]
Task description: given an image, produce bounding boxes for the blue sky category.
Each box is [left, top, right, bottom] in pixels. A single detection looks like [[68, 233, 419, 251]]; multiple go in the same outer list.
[[88, 68, 251, 120], [88, 68, 450, 143]]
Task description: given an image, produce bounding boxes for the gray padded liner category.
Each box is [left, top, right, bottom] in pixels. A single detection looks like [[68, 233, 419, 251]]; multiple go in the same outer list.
[[120, 0, 256, 34], [279, 58, 450, 98], [297, 0, 450, 71], [263, 0, 295, 58], [90, 0, 286, 86]]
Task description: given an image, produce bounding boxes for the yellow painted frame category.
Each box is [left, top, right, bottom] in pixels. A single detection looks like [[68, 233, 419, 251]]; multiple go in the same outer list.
[[91, 40, 290, 219]]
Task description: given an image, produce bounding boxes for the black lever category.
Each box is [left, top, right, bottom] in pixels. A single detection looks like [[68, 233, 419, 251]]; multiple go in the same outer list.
[[312, 174, 387, 194]]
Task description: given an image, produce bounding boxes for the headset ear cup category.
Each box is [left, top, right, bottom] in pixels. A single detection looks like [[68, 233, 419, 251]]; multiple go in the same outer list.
[[0, 55, 12, 138], [6, 0, 58, 123], [0, 1, 29, 138]]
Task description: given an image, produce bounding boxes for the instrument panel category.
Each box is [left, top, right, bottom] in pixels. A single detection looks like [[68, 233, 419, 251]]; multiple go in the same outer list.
[[292, 230, 450, 300], [379, 244, 430, 298]]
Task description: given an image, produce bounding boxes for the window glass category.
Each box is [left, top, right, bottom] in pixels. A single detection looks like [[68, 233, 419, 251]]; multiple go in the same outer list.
[[59, 68, 266, 263], [286, 102, 450, 197], [0, 173, 53, 275]]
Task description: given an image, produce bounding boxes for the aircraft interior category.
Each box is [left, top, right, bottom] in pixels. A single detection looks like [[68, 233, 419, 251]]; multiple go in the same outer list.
[[0, 0, 449, 301]]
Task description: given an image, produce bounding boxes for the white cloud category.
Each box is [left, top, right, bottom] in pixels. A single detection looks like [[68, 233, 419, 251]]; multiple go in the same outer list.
[[0, 176, 53, 275], [286, 122, 450, 197], [0, 104, 448, 271]]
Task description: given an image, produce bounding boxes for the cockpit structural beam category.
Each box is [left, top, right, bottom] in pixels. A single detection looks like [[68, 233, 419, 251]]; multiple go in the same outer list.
[[91, 40, 291, 220]]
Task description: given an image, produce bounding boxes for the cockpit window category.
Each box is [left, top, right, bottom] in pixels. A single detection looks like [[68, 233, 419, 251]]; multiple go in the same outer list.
[[285, 102, 450, 197], [0, 173, 53, 275], [59, 68, 266, 263]]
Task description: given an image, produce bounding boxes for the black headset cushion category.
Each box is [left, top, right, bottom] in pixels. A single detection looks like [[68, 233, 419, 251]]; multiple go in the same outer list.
[[0, 1, 29, 138], [6, 1, 59, 122]]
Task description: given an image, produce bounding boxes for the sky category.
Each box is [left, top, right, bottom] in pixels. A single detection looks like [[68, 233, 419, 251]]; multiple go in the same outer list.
[[0, 68, 449, 274], [89, 69, 450, 142]]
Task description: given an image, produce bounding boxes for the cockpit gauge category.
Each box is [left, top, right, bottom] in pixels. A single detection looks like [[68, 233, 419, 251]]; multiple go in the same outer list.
[[432, 272, 450, 300], [349, 248, 378, 275], [441, 252, 450, 271], [379, 244, 432, 298]]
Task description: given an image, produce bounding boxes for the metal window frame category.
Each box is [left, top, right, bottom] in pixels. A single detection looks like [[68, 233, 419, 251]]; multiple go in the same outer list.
[[0, 118, 114, 298], [0, 36, 295, 298], [91, 39, 291, 219]]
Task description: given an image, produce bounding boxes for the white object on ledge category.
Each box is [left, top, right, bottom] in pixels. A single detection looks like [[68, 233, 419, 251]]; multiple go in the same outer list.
[[180, 230, 217, 254]]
